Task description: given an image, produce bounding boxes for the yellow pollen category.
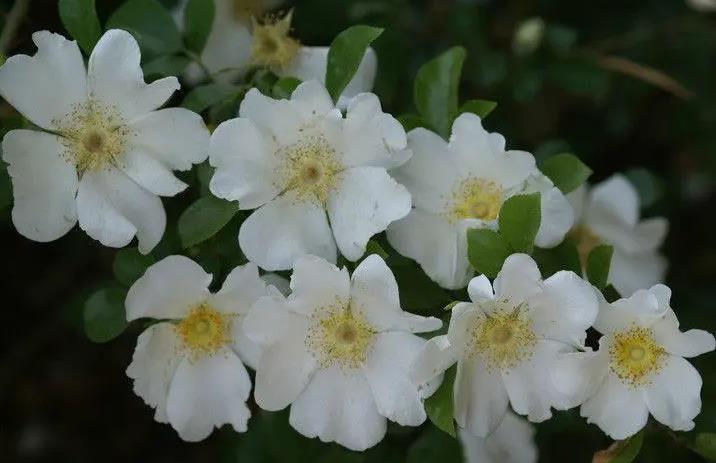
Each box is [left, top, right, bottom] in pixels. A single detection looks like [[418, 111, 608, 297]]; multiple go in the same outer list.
[[175, 303, 232, 359], [54, 100, 130, 175], [467, 301, 537, 372], [281, 134, 342, 206], [306, 303, 376, 369], [569, 226, 602, 268], [609, 326, 665, 387], [250, 11, 300, 69], [449, 177, 503, 222]]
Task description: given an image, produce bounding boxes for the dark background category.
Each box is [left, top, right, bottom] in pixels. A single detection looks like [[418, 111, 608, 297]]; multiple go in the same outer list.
[[1, 0, 716, 461]]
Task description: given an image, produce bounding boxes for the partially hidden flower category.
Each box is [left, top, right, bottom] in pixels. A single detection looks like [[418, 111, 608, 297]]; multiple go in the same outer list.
[[459, 412, 538, 463], [411, 253, 597, 437], [387, 113, 574, 289], [243, 254, 442, 450], [568, 174, 668, 296], [209, 80, 411, 271], [552, 284, 715, 439], [126, 256, 274, 441], [0, 30, 209, 253]]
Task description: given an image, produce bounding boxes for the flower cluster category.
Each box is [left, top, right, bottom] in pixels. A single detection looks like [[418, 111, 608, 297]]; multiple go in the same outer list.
[[0, 13, 713, 460]]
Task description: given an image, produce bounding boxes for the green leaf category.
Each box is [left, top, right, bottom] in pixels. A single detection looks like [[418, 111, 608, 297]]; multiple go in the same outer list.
[[407, 426, 463, 463], [142, 54, 191, 78], [364, 240, 389, 260], [181, 83, 241, 113], [392, 263, 451, 313], [532, 239, 581, 277], [498, 193, 541, 253], [272, 76, 302, 99], [460, 99, 497, 119], [183, 0, 215, 53], [178, 196, 241, 248], [414, 46, 466, 138], [466, 228, 511, 278], [624, 168, 665, 209], [113, 248, 155, 286], [84, 287, 128, 343], [586, 244, 613, 290], [107, 0, 182, 56], [593, 430, 645, 463], [693, 433, 716, 461], [539, 153, 593, 194], [425, 365, 457, 437], [325, 25, 383, 102], [397, 113, 426, 132], [59, 0, 102, 55]]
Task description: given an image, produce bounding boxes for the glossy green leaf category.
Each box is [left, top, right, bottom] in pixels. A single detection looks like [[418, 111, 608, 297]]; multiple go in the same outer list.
[[59, 0, 102, 54], [273, 76, 302, 99], [425, 365, 457, 437], [498, 193, 541, 253], [593, 430, 645, 463], [84, 287, 128, 343], [325, 25, 383, 102], [392, 263, 450, 313], [181, 83, 242, 113], [460, 99, 497, 119], [397, 113, 426, 132], [407, 425, 463, 463], [142, 54, 191, 78], [178, 196, 241, 248], [532, 239, 581, 277], [183, 0, 215, 53], [364, 240, 389, 260], [586, 244, 613, 290], [693, 433, 716, 461], [466, 228, 511, 278], [107, 0, 182, 56], [414, 47, 466, 138], [113, 248, 155, 286], [539, 153, 593, 194]]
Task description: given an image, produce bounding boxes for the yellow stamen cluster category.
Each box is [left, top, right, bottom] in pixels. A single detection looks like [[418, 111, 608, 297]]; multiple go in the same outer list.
[[55, 100, 130, 175], [449, 177, 503, 222], [175, 303, 232, 360], [609, 326, 665, 387], [466, 301, 537, 372], [231, 0, 265, 22], [250, 11, 300, 69], [306, 302, 376, 369], [281, 134, 342, 206], [569, 225, 602, 267]]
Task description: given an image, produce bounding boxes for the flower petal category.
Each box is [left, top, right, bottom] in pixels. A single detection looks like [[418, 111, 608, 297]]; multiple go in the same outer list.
[[588, 174, 640, 227], [243, 293, 294, 346], [239, 88, 303, 146], [580, 373, 649, 440], [551, 347, 610, 409], [593, 287, 665, 334], [454, 358, 510, 437], [118, 147, 188, 196], [410, 335, 459, 386], [493, 253, 542, 306], [210, 262, 267, 315], [289, 80, 336, 118], [526, 176, 574, 248], [609, 249, 667, 297], [2, 130, 78, 242], [287, 254, 351, 315], [468, 275, 495, 302], [652, 310, 716, 358], [644, 355, 702, 432], [327, 166, 411, 261], [459, 413, 538, 463], [0, 31, 87, 129]]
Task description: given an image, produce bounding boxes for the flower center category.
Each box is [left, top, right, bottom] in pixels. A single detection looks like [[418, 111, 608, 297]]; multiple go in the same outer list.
[[250, 12, 300, 69], [466, 301, 537, 371], [175, 303, 232, 359], [281, 134, 342, 206], [55, 100, 130, 175], [450, 177, 503, 222], [609, 326, 665, 387], [569, 226, 602, 268], [306, 304, 376, 369]]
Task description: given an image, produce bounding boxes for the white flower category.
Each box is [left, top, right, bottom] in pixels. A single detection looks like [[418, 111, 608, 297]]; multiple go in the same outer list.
[[386, 113, 573, 289], [687, 0, 716, 12], [176, 0, 377, 104], [568, 174, 668, 296], [243, 254, 442, 450], [209, 80, 411, 271], [0, 30, 209, 253], [459, 412, 538, 463], [411, 253, 597, 437], [552, 284, 715, 440], [126, 256, 274, 441]]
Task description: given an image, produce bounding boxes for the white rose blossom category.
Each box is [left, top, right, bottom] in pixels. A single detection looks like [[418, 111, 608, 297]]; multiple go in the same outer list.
[[411, 253, 598, 437], [552, 284, 715, 439], [243, 254, 442, 451], [0, 30, 209, 253], [387, 113, 574, 289], [209, 80, 411, 271], [459, 412, 538, 463], [568, 174, 668, 296], [126, 256, 274, 441]]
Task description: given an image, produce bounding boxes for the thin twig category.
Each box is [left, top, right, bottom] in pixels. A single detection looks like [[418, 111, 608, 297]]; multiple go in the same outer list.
[[0, 0, 32, 55], [597, 55, 693, 100]]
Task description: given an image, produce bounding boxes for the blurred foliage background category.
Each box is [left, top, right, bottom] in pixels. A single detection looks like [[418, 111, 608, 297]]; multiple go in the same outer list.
[[1, 0, 716, 461]]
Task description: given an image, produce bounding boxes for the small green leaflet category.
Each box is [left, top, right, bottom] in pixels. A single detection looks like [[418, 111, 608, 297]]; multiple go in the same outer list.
[[325, 25, 383, 102]]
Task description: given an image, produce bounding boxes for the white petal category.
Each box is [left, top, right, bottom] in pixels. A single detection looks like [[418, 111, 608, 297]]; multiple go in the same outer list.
[[387, 210, 473, 290], [580, 373, 649, 440], [364, 331, 429, 426], [410, 335, 459, 386], [350, 254, 441, 333], [289, 367, 386, 451], [210, 262, 267, 315], [327, 167, 411, 261], [126, 322, 182, 423], [551, 347, 610, 409], [76, 166, 166, 253], [455, 358, 510, 437], [129, 108, 210, 171], [593, 287, 665, 334], [166, 349, 252, 441], [287, 254, 351, 315], [239, 88, 303, 146], [118, 147, 188, 196], [567, 184, 587, 224], [644, 355, 702, 432], [209, 117, 281, 208], [459, 412, 538, 463], [0, 31, 87, 129], [243, 293, 294, 346], [125, 255, 212, 321], [609, 249, 667, 297], [652, 310, 716, 358], [239, 191, 337, 271], [290, 80, 336, 118], [493, 254, 542, 306], [530, 179, 574, 248], [88, 30, 179, 121], [588, 174, 640, 227], [468, 275, 495, 302], [2, 130, 78, 242]]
